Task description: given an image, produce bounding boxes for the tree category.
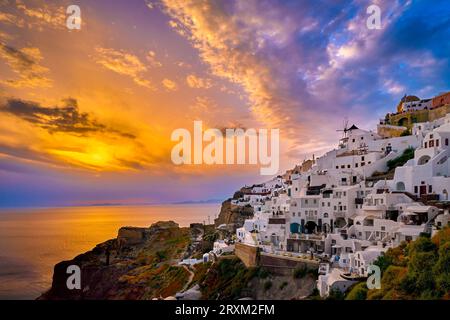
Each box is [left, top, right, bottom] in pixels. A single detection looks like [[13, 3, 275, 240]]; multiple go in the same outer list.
[[346, 282, 368, 300]]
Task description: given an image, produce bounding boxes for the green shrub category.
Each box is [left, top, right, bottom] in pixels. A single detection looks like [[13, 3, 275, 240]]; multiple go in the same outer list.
[[346, 282, 368, 300], [264, 280, 272, 291], [387, 147, 415, 171], [327, 288, 345, 300], [258, 267, 270, 279], [279, 281, 288, 290], [155, 250, 167, 261], [293, 266, 307, 279]]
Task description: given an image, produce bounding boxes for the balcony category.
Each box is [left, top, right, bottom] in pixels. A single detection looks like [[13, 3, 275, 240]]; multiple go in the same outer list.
[[333, 211, 346, 218], [362, 204, 386, 211], [289, 233, 324, 241], [268, 217, 286, 224]]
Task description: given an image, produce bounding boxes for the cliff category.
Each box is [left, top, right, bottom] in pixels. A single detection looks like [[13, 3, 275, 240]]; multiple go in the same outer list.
[[39, 219, 317, 300], [214, 198, 254, 232], [39, 221, 201, 300]]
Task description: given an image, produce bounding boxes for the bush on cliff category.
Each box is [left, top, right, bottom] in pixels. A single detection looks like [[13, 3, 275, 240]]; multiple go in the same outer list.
[[387, 147, 415, 171], [363, 226, 450, 300], [345, 282, 368, 300], [198, 258, 258, 299]]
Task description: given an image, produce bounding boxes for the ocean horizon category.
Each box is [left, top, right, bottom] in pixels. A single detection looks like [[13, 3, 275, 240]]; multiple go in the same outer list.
[[0, 203, 220, 300]]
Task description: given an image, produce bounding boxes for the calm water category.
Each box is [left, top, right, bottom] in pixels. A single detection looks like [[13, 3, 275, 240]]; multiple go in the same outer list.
[[0, 204, 220, 300]]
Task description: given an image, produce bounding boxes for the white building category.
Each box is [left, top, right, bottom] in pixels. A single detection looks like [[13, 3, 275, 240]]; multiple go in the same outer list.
[[401, 98, 432, 112]]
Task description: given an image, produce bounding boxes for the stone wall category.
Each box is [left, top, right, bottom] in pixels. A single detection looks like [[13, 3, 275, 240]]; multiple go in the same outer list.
[[234, 243, 259, 267], [377, 124, 407, 138], [387, 104, 450, 130], [259, 253, 319, 275], [117, 227, 147, 245]]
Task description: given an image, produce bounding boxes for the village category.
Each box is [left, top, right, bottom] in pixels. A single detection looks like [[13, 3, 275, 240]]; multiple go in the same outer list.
[[187, 90, 450, 298]]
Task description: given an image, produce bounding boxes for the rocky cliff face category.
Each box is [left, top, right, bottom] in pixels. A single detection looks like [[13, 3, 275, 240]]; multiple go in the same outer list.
[[214, 199, 254, 232], [39, 221, 195, 300]]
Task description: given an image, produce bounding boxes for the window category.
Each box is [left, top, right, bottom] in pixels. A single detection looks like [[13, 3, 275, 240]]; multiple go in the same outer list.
[[341, 165, 345, 169], [355, 163, 358, 167], [361, 162, 365, 166], [430, 134, 434, 139], [336, 166, 339, 169], [446, 138, 449, 146], [361, 156, 365, 161], [436, 139, 439, 147], [425, 142, 428, 148], [429, 185, 432, 193], [414, 186, 418, 193], [347, 165, 351, 168], [429, 140, 434, 147]]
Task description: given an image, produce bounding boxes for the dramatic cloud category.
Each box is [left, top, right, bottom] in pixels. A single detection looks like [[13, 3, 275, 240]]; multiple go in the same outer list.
[[186, 74, 212, 89], [155, 0, 450, 160], [162, 78, 177, 91], [0, 42, 52, 88], [15, 1, 66, 30], [146, 51, 163, 68], [0, 98, 135, 138], [0, 1, 66, 30], [93, 47, 155, 90]]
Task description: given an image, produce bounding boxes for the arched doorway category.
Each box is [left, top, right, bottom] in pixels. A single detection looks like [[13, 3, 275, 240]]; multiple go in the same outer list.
[[270, 233, 279, 246], [418, 155, 431, 165], [290, 223, 300, 234], [398, 117, 409, 127], [305, 221, 317, 234], [396, 181, 406, 191], [335, 217, 346, 228]]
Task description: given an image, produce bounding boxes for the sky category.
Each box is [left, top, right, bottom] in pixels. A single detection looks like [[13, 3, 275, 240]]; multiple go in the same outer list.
[[0, 0, 449, 207]]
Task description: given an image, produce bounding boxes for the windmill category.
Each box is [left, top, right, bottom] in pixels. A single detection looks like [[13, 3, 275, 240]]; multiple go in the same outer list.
[[337, 118, 349, 148], [336, 117, 350, 139]]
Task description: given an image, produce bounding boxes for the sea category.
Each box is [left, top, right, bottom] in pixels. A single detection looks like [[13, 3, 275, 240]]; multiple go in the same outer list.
[[0, 203, 220, 299]]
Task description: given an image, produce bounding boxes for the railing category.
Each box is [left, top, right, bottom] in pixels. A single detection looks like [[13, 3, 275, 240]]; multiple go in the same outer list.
[[333, 211, 346, 218]]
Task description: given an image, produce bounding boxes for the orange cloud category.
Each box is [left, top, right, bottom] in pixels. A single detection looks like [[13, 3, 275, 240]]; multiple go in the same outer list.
[[0, 42, 52, 88], [162, 78, 177, 91], [186, 74, 212, 89], [93, 47, 156, 90]]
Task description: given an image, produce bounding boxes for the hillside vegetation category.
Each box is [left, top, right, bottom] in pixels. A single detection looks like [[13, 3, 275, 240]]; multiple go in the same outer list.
[[346, 227, 450, 300]]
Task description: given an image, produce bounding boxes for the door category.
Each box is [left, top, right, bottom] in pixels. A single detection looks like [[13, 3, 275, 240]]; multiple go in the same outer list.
[[420, 185, 427, 195]]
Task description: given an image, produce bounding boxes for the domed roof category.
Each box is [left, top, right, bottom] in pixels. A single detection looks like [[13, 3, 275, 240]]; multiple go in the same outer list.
[[396, 95, 420, 112], [401, 95, 420, 102]]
